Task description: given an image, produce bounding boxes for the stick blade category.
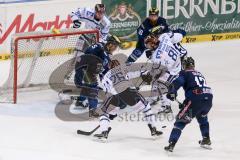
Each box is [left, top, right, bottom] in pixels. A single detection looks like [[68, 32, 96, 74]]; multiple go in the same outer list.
[[77, 129, 92, 136], [77, 125, 100, 136]]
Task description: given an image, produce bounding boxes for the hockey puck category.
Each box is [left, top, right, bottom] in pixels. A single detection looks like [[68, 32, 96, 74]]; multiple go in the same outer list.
[[162, 126, 167, 128]]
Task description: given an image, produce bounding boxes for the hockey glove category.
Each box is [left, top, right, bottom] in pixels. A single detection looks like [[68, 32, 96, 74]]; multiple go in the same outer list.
[[145, 49, 153, 59], [178, 102, 184, 109], [141, 72, 152, 85], [166, 92, 177, 101], [109, 114, 117, 120], [73, 20, 82, 28]]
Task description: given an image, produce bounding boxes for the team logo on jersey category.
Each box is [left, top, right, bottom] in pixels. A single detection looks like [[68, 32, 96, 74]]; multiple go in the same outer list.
[[108, 2, 141, 40]]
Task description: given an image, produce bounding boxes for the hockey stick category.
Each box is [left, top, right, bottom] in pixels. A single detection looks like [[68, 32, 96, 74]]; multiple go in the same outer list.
[[136, 80, 144, 91], [135, 58, 151, 89], [77, 125, 100, 136]]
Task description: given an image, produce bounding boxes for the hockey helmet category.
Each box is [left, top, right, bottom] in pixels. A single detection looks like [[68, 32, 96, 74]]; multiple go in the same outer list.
[[149, 7, 159, 15], [183, 57, 195, 69], [144, 34, 158, 50], [106, 35, 121, 46], [95, 4, 106, 13], [104, 35, 121, 54]]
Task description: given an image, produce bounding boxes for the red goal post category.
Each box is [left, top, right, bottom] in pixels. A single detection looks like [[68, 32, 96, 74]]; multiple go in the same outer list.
[[0, 28, 99, 104]]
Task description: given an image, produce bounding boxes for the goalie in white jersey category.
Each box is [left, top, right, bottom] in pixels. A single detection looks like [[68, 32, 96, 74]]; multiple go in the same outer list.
[[70, 4, 111, 43], [142, 29, 184, 113]]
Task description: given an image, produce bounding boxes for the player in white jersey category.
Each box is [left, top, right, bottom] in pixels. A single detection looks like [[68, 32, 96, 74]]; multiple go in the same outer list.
[[143, 30, 184, 113], [93, 62, 167, 141], [150, 32, 182, 75], [70, 4, 111, 43]]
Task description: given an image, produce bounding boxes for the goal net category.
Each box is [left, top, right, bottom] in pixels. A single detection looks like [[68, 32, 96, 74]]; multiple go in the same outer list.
[[0, 28, 99, 103]]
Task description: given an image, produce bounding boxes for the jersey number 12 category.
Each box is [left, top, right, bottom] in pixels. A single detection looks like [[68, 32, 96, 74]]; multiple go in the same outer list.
[[195, 76, 207, 87]]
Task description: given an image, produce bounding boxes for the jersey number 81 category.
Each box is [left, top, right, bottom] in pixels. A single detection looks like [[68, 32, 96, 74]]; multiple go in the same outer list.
[[168, 49, 178, 61]]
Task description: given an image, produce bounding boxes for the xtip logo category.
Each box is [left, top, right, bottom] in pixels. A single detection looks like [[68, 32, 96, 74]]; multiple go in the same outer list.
[[185, 37, 197, 43], [212, 35, 223, 41]]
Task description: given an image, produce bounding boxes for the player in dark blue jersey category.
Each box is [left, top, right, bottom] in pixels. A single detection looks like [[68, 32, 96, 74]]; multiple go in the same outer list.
[[126, 7, 169, 63], [164, 57, 213, 152], [74, 35, 121, 116]]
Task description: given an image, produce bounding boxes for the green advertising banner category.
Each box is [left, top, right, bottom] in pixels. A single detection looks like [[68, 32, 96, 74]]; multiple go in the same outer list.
[[103, 0, 240, 43], [162, 0, 240, 34], [102, 0, 147, 41]]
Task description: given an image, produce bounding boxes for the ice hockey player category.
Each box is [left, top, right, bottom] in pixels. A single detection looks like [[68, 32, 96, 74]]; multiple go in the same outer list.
[[141, 29, 185, 113], [70, 4, 111, 43], [164, 57, 213, 152], [126, 7, 168, 63], [93, 61, 165, 141], [74, 35, 121, 116], [144, 26, 187, 108]]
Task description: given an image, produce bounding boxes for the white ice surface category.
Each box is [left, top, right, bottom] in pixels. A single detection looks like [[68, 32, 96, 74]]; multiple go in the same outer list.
[[0, 40, 240, 160]]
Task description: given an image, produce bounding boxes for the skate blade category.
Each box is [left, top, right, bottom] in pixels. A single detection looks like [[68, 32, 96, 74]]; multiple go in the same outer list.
[[152, 134, 163, 140], [73, 107, 88, 110], [165, 149, 173, 156], [200, 144, 212, 150], [69, 106, 88, 115]]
